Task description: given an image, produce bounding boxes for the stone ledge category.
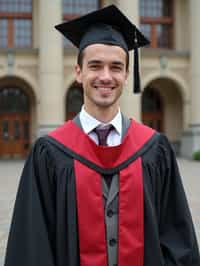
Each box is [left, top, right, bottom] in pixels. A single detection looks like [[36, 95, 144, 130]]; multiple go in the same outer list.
[[141, 48, 190, 58], [0, 48, 39, 55]]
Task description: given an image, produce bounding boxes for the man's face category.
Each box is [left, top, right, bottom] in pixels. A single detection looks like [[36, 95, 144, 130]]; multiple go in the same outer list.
[[75, 44, 129, 114]]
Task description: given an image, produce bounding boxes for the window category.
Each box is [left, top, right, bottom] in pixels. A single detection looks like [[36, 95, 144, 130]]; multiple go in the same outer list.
[[13, 120, 20, 140], [23, 120, 29, 140], [140, 0, 173, 49], [2, 120, 9, 140], [62, 0, 100, 47], [0, 88, 30, 113], [0, 0, 32, 48], [0, 19, 8, 48]]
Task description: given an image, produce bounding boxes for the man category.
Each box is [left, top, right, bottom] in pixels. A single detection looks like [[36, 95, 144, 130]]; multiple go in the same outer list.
[[5, 5, 200, 266]]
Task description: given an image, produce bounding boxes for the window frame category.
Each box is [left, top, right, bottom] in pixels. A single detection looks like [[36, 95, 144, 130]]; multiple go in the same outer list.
[[140, 0, 174, 49], [63, 0, 102, 21], [0, 1, 32, 48]]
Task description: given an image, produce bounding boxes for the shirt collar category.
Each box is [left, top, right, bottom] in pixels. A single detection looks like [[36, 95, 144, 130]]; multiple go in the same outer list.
[[79, 106, 122, 135]]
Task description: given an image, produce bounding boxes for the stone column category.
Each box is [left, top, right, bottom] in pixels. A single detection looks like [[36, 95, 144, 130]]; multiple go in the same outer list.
[[116, 0, 141, 121], [38, 0, 64, 136], [181, 0, 200, 157]]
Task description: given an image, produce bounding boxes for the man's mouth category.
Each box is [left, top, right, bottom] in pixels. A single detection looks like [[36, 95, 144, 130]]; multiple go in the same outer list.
[[94, 86, 114, 91]]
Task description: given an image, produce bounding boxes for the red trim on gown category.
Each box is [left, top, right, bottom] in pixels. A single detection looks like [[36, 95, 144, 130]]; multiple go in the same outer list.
[[49, 119, 155, 169], [49, 119, 155, 266]]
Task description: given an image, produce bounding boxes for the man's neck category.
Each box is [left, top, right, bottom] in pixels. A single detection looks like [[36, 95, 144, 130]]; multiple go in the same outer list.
[[84, 106, 119, 123]]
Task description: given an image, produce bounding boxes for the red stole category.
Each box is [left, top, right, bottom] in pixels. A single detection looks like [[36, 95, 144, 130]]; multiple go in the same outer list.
[[49, 119, 155, 266]]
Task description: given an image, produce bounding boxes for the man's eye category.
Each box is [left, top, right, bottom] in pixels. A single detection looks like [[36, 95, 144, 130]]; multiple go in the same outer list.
[[89, 65, 99, 69], [112, 66, 123, 71]]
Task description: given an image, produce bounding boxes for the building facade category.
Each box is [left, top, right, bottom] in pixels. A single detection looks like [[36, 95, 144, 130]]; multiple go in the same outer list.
[[0, 0, 200, 158]]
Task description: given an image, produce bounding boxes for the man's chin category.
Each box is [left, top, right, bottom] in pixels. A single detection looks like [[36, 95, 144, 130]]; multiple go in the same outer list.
[[95, 100, 116, 108]]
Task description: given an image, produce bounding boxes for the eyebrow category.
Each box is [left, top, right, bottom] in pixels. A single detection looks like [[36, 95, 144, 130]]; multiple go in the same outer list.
[[111, 61, 125, 67], [87, 60, 125, 67], [87, 60, 102, 65]]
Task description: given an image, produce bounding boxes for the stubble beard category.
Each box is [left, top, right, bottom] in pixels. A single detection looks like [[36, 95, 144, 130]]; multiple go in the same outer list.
[[85, 90, 122, 110]]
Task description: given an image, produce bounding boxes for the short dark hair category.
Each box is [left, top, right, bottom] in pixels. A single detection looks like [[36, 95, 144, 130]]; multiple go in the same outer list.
[[77, 47, 129, 71]]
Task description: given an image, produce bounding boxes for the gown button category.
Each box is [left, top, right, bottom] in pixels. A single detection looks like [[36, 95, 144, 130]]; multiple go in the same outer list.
[[109, 238, 117, 246], [107, 209, 114, 217]]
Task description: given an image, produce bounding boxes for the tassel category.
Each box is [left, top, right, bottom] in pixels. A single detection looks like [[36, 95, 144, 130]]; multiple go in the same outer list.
[[134, 30, 141, 93]]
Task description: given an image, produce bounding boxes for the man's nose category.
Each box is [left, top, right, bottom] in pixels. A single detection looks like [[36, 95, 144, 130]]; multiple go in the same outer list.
[[99, 67, 112, 82]]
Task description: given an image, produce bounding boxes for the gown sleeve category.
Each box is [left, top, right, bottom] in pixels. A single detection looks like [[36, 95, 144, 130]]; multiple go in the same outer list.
[[157, 135, 200, 265], [4, 138, 57, 266]]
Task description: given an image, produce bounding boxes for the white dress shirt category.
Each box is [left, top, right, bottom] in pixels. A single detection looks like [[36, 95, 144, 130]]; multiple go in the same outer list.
[[79, 106, 122, 146]]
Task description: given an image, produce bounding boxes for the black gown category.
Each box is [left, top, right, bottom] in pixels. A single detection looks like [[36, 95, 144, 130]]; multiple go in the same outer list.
[[4, 120, 200, 266]]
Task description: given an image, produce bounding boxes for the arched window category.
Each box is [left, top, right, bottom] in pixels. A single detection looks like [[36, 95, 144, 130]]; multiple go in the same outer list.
[[0, 88, 29, 113], [140, 0, 173, 49], [62, 0, 101, 47], [0, 0, 32, 48]]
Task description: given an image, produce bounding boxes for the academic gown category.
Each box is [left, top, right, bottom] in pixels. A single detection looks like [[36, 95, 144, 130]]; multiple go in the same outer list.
[[4, 119, 200, 266]]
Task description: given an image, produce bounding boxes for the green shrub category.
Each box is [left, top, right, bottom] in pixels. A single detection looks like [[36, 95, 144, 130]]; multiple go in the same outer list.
[[193, 150, 200, 161]]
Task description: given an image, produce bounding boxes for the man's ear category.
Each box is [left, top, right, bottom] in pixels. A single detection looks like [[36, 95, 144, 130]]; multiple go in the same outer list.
[[125, 69, 129, 85], [75, 64, 82, 83]]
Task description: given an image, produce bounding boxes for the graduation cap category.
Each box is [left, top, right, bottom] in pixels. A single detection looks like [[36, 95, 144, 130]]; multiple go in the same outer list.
[[55, 5, 150, 93]]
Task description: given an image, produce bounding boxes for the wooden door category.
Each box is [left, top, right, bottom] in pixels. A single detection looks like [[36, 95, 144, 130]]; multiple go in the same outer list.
[[0, 113, 30, 158], [142, 112, 163, 132], [142, 88, 164, 132]]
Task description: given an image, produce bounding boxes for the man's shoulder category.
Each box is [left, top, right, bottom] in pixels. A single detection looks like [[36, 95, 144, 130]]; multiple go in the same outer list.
[[128, 119, 177, 159], [128, 119, 157, 142], [49, 120, 74, 135], [30, 121, 77, 158]]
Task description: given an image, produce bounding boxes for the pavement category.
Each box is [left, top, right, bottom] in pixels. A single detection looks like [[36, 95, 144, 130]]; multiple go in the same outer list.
[[0, 158, 200, 265]]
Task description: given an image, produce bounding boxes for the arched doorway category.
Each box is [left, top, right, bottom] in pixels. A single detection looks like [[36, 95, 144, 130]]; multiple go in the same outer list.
[[142, 78, 184, 154], [66, 82, 83, 120], [0, 87, 30, 158], [142, 87, 164, 132]]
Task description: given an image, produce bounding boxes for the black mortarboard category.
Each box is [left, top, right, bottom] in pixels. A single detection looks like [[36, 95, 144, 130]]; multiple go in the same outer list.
[[55, 5, 150, 93]]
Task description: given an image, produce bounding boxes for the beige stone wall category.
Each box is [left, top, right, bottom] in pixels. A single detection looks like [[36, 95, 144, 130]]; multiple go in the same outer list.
[[116, 0, 141, 121], [189, 0, 200, 125], [175, 0, 190, 51], [38, 0, 64, 132], [141, 50, 190, 132], [33, 0, 39, 49], [0, 0, 197, 146]]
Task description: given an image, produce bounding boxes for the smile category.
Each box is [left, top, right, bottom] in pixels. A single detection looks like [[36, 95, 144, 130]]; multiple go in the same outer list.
[[94, 86, 114, 91]]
